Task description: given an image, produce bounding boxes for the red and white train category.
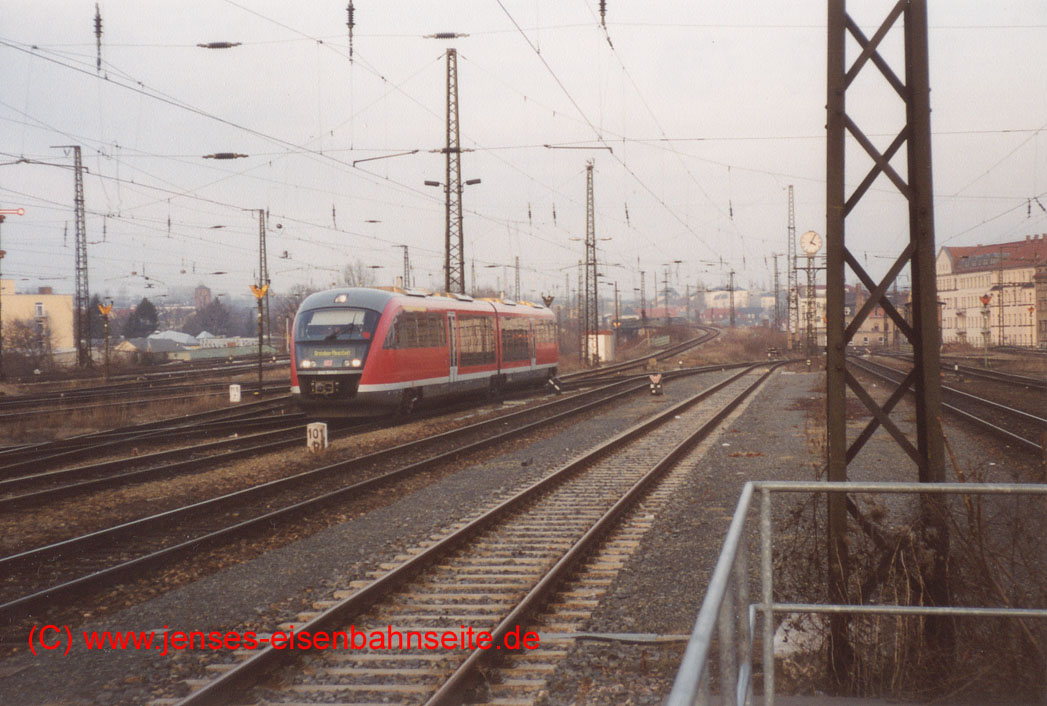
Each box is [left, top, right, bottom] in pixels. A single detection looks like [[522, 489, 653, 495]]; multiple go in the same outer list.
[[290, 287, 559, 416]]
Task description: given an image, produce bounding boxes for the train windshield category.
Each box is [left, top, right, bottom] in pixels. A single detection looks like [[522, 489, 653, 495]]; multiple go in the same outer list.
[[296, 307, 379, 342]]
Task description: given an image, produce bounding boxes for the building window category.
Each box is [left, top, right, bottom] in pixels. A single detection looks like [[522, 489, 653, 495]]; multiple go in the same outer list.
[[35, 302, 44, 318]]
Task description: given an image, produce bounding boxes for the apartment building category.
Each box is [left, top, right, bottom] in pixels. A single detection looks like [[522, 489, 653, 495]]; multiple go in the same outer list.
[[937, 235, 1047, 347]]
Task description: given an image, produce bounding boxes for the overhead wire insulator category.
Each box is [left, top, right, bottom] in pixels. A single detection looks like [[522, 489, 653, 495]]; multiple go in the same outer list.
[[599, 0, 607, 28]]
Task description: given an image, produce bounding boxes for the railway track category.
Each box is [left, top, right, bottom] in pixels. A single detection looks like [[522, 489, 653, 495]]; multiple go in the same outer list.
[[166, 361, 779, 706], [2, 357, 288, 391], [884, 353, 1047, 391], [0, 414, 361, 512], [0, 329, 725, 511], [852, 357, 1047, 455], [0, 362, 749, 627], [0, 381, 288, 421], [0, 394, 294, 470], [558, 326, 719, 387]]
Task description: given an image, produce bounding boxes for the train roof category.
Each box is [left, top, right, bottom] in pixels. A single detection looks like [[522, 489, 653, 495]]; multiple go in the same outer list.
[[297, 287, 552, 316]]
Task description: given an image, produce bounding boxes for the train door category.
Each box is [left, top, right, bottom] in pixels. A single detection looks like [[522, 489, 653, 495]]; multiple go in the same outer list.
[[448, 312, 458, 384], [529, 319, 537, 371]]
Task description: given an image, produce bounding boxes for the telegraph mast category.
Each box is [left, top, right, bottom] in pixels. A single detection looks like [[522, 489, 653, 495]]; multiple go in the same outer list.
[[823, 0, 947, 686], [53, 146, 91, 368], [583, 162, 598, 365], [443, 48, 465, 293], [786, 184, 797, 348]]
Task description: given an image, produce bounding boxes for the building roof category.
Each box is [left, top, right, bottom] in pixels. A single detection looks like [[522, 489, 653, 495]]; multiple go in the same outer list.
[[149, 330, 198, 346], [940, 234, 1047, 273]]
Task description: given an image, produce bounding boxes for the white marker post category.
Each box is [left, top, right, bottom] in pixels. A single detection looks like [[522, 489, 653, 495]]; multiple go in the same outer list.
[[229, 384, 242, 403], [307, 422, 328, 454]]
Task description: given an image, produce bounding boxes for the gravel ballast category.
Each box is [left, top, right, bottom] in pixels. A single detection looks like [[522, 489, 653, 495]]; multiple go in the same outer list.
[[0, 368, 738, 705]]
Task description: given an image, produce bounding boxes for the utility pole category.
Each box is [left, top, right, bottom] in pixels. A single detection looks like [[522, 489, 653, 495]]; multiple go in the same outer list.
[[685, 283, 691, 323], [345, 2, 356, 62], [54, 146, 91, 368], [514, 255, 521, 301], [822, 1, 948, 691], [253, 209, 271, 347], [639, 270, 647, 326], [773, 254, 782, 331], [728, 270, 736, 327], [443, 48, 465, 293], [787, 185, 798, 349], [94, 3, 103, 73], [584, 162, 598, 365], [398, 245, 410, 288], [806, 253, 817, 355], [663, 267, 671, 326], [577, 260, 584, 363]]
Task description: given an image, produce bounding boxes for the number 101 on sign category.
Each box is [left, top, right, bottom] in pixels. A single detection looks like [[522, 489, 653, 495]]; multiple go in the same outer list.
[[307, 422, 328, 454]]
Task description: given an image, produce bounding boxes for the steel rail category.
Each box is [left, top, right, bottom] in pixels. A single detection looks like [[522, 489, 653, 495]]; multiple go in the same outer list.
[[0, 395, 291, 464], [0, 420, 360, 511], [0, 411, 304, 480], [852, 357, 1044, 454], [0, 369, 721, 624], [427, 364, 781, 705], [174, 362, 776, 706], [0, 384, 287, 421], [884, 353, 1047, 390], [2, 357, 288, 390], [561, 326, 719, 383]]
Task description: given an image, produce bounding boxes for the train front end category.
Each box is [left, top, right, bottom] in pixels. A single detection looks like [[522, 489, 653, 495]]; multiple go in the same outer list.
[[290, 288, 389, 416]]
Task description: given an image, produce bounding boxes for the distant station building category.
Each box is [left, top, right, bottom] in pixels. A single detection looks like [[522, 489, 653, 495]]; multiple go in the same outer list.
[[937, 234, 1047, 347]]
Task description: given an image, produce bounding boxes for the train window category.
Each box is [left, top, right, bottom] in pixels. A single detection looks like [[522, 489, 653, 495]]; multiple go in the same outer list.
[[458, 315, 496, 365], [500, 317, 532, 362], [384, 311, 448, 349], [535, 320, 557, 344], [296, 308, 378, 341]]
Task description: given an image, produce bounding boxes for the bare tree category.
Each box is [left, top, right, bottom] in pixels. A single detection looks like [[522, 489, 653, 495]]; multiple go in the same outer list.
[[6, 317, 55, 374], [342, 260, 377, 287]]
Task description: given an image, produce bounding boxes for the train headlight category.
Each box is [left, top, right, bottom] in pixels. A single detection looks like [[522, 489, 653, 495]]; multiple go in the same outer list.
[[300, 359, 315, 369], [351, 358, 362, 367]]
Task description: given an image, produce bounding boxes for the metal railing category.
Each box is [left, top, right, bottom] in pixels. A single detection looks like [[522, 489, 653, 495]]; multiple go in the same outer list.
[[666, 481, 1047, 706]]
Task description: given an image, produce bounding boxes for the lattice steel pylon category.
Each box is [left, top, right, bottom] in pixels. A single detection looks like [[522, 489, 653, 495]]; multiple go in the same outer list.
[[824, 0, 947, 688], [255, 209, 271, 347], [583, 162, 598, 366], [787, 185, 798, 348], [443, 48, 465, 294], [69, 146, 90, 368]]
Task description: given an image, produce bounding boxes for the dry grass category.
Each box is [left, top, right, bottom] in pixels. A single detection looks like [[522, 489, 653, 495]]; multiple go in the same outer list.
[[673, 327, 787, 367], [772, 402, 1047, 702], [0, 369, 289, 444]]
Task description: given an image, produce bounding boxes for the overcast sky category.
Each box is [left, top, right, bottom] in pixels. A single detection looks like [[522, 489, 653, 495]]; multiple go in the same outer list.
[[1, 1, 1045, 305]]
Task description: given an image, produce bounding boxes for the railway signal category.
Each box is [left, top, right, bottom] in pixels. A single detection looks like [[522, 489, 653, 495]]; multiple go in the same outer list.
[[98, 301, 113, 380], [251, 283, 269, 394]]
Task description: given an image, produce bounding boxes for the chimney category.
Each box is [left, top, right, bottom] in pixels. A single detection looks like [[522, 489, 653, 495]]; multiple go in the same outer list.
[[37, 286, 53, 295]]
